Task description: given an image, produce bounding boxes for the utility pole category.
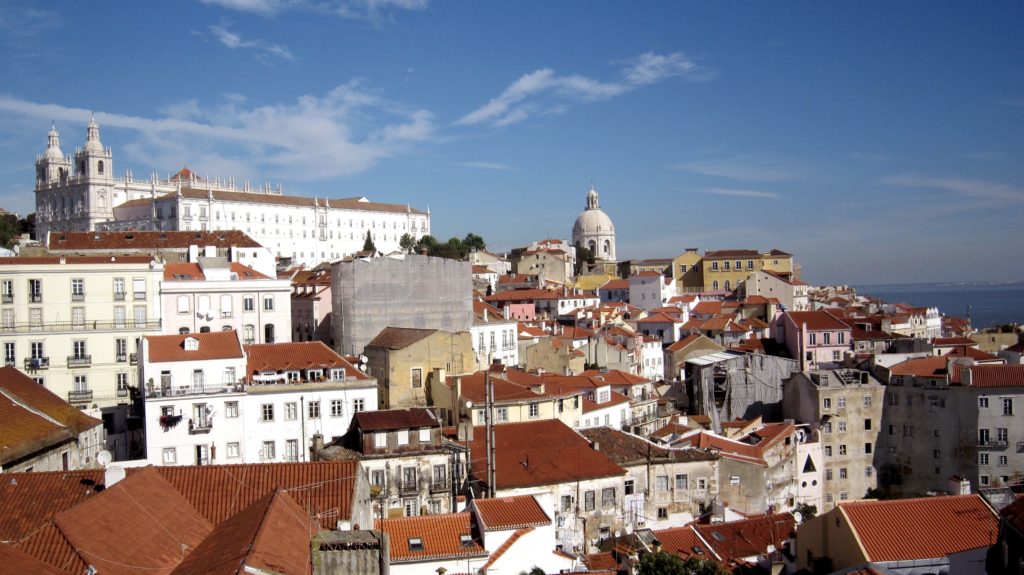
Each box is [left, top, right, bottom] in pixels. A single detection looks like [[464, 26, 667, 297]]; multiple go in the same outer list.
[[485, 368, 496, 497]]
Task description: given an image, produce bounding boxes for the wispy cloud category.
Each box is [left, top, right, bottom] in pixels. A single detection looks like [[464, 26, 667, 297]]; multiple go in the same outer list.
[[458, 161, 513, 170], [696, 187, 780, 200], [199, 0, 427, 21], [673, 156, 805, 182], [880, 174, 1024, 203], [457, 51, 709, 127], [208, 24, 294, 61], [0, 83, 433, 182]]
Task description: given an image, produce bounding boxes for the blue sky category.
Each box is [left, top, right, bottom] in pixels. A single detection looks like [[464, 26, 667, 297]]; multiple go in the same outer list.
[[0, 1, 1021, 284]]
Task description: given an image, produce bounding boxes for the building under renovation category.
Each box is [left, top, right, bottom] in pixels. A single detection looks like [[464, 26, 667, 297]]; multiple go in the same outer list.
[[684, 350, 800, 431]]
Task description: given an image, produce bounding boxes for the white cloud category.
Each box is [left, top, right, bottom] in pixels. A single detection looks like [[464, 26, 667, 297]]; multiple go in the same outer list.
[[458, 161, 512, 170], [0, 83, 434, 182], [673, 156, 805, 182], [696, 187, 780, 200], [208, 24, 294, 61], [457, 51, 708, 127], [880, 175, 1024, 203], [199, 0, 427, 20]]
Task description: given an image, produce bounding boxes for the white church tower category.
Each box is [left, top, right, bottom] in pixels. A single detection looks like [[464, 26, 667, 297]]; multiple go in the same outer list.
[[572, 185, 617, 266]]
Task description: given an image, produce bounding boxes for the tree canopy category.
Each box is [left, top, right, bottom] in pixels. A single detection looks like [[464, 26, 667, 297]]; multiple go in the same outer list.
[[637, 552, 728, 575], [362, 230, 376, 253], [411, 233, 487, 260]]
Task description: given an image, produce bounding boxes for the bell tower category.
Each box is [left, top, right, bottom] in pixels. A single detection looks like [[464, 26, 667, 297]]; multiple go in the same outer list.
[[35, 123, 71, 187], [74, 114, 113, 183]]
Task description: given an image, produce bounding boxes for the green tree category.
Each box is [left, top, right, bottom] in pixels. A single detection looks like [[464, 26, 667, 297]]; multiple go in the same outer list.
[[637, 552, 727, 575], [794, 502, 817, 522], [463, 232, 486, 253], [399, 233, 415, 253], [362, 230, 376, 253], [0, 214, 19, 249]]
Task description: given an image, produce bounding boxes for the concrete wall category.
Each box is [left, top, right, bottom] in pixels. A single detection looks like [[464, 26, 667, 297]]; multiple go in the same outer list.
[[333, 255, 473, 356]]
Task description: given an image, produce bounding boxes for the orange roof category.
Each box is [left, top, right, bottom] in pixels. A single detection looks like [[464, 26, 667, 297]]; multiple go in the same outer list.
[[244, 341, 368, 379], [694, 513, 796, 563], [839, 495, 997, 562], [655, 526, 719, 561], [472, 494, 550, 531], [600, 279, 630, 290], [170, 489, 316, 575], [578, 369, 650, 386], [944, 346, 1002, 361], [472, 265, 493, 274], [637, 312, 680, 324], [0, 544, 67, 575], [48, 230, 262, 250], [0, 367, 102, 467], [468, 420, 626, 490], [0, 256, 155, 265], [365, 327, 437, 349], [163, 262, 206, 280], [130, 461, 361, 529], [145, 331, 244, 363], [933, 337, 976, 346], [582, 390, 632, 413], [376, 513, 486, 563], [458, 371, 576, 404], [0, 468, 104, 543], [785, 310, 851, 331], [963, 364, 1024, 388], [692, 301, 723, 315], [889, 356, 949, 378], [677, 431, 766, 465]]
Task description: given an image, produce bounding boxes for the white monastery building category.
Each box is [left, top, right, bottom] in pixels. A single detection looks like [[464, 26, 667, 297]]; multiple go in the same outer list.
[[34, 119, 431, 268]]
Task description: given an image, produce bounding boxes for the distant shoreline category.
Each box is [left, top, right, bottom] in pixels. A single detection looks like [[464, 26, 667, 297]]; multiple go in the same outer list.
[[854, 280, 1024, 290]]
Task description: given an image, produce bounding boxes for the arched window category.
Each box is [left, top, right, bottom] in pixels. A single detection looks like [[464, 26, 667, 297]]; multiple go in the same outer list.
[[713, 281, 719, 290], [199, 326, 211, 333], [588, 240, 596, 252], [97, 160, 104, 174], [603, 240, 610, 254], [243, 324, 255, 344], [725, 280, 731, 291], [179, 327, 190, 334]]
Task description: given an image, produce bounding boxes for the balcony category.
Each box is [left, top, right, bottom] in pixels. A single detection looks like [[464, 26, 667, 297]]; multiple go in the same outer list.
[[398, 481, 420, 496], [3, 358, 13, 367], [133, 291, 146, 300], [67, 355, 92, 368], [129, 352, 138, 365], [0, 319, 161, 333], [71, 293, 85, 302], [146, 382, 245, 399], [113, 292, 126, 301], [429, 480, 449, 494], [24, 357, 49, 370], [189, 417, 213, 435], [979, 439, 1009, 449], [117, 388, 129, 398], [1, 294, 12, 304], [68, 390, 93, 403], [29, 294, 42, 303]]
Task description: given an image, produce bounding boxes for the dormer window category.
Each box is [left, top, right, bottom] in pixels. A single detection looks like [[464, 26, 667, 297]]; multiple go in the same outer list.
[[183, 337, 199, 351], [460, 534, 474, 547], [408, 538, 423, 552]]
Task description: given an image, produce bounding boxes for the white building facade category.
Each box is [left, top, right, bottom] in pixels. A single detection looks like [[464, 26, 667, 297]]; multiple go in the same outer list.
[[34, 121, 430, 268]]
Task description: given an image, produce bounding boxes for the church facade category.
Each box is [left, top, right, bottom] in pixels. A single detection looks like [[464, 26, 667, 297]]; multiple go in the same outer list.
[[571, 186, 617, 267], [33, 120, 431, 267]]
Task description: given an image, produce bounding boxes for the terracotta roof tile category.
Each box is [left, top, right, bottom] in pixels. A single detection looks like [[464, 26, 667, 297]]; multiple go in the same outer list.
[[472, 494, 550, 531], [785, 311, 851, 331], [130, 461, 361, 529], [244, 341, 368, 380], [704, 249, 760, 259], [839, 494, 997, 562], [0, 541, 69, 574], [468, 420, 626, 490], [963, 364, 1024, 388], [0, 468, 105, 543], [353, 408, 439, 431], [0, 255, 155, 265], [600, 279, 630, 290], [169, 188, 427, 215], [14, 520, 87, 573], [933, 337, 976, 346], [654, 526, 718, 561], [365, 327, 438, 350], [375, 513, 486, 563], [889, 356, 949, 378], [169, 489, 316, 575], [693, 512, 796, 563], [578, 426, 718, 465], [145, 331, 244, 363], [692, 301, 723, 315], [944, 346, 1002, 361], [163, 262, 206, 280]]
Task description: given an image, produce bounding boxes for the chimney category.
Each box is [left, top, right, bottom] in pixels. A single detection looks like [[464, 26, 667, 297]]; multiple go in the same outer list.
[[312, 433, 325, 455], [961, 366, 972, 386], [591, 441, 600, 451], [104, 465, 126, 488], [503, 306, 510, 320]]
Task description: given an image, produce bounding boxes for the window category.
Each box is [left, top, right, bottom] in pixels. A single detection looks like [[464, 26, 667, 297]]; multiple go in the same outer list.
[[354, 398, 365, 412], [285, 402, 297, 420], [823, 332, 831, 345], [162, 448, 176, 464], [397, 430, 409, 445], [838, 421, 847, 433], [1, 279, 12, 302], [823, 398, 831, 409], [997, 428, 1008, 443], [840, 492, 848, 501], [132, 278, 146, 300], [980, 475, 990, 486], [888, 392, 898, 406], [839, 468, 848, 479], [73, 340, 87, 359], [561, 495, 573, 512], [839, 444, 847, 455], [227, 443, 240, 458], [999, 455, 1008, 466], [824, 445, 832, 457], [979, 397, 989, 408], [261, 441, 275, 460], [72, 306, 85, 328], [28, 279, 41, 302], [823, 422, 832, 433], [865, 467, 873, 478], [1, 309, 12, 330], [826, 469, 833, 481], [134, 305, 146, 327], [697, 478, 707, 490], [837, 397, 846, 409], [495, 407, 508, 422], [624, 479, 635, 495], [243, 296, 255, 312], [419, 428, 430, 442], [308, 400, 320, 418], [285, 439, 299, 462], [865, 443, 873, 454], [331, 400, 343, 417], [675, 474, 688, 491], [864, 418, 872, 430], [1003, 398, 1013, 416], [263, 296, 274, 311], [809, 333, 817, 345], [71, 278, 84, 300], [3, 342, 13, 365], [863, 396, 872, 407], [411, 368, 423, 388], [656, 475, 669, 492], [225, 401, 239, 418], [980, 453, 990, 465], [261, 404, 274, 422], [601, 487, 616, 508], [584, 490, 595, 511], [529, 403, 539, 418], [116, 373, 128, 392]]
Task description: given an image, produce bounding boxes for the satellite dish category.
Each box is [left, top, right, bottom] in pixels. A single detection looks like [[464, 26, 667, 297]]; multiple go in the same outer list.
[[465, 400, 474, 409], [96, 450, 112, 467], [359, 364, 367, 372], [793, 511, 803, 524], [359, 355, 368, 364]]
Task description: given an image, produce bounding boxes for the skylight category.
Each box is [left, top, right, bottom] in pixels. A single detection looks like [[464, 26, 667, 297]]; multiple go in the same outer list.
[[408, 537, 424, 551]]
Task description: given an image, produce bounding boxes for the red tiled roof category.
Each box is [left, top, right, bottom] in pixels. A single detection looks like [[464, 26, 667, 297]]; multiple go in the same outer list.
[[0, 256, 155, 265], [692, 301, 723, 315], [0, 468, 104, 542], [468, 420, 626, 490], [694, 513, 796, 563], [130, 461, 361, 529], [353, 408, 439, 431], [14, 521, 87, 573], [963, 364, 1024, 388], [376, 512, 486, 563], [666, 334, 711, 353], [0, 543, 68, 575], [654, 526, 718, 561], [839, 494, 997, 562], [582, 390, 631, 413], [600, 279, 630, 290], [677, 432, 766, 465], [472, 265, 493, 274], [1000, 496, 1024, 534], [944, 346, 1002, 362], [578, 426, 718, 465], [472, 494, 550, 531], [145, 331, 244, 363], [933, 337, 976, 346], [888, 356, 949, 378], [785, 311, 851, 331], [244, 341, 368, 379], [0, 367, 102, 467], [163, 262, 206, 280], [47, 230, 262, 250], [704, 249, 760, 259], [458, 371, 576, 404], [637, 312, 680, 324], [578, 369, 650, 386], [169, 489, 316, 575]]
